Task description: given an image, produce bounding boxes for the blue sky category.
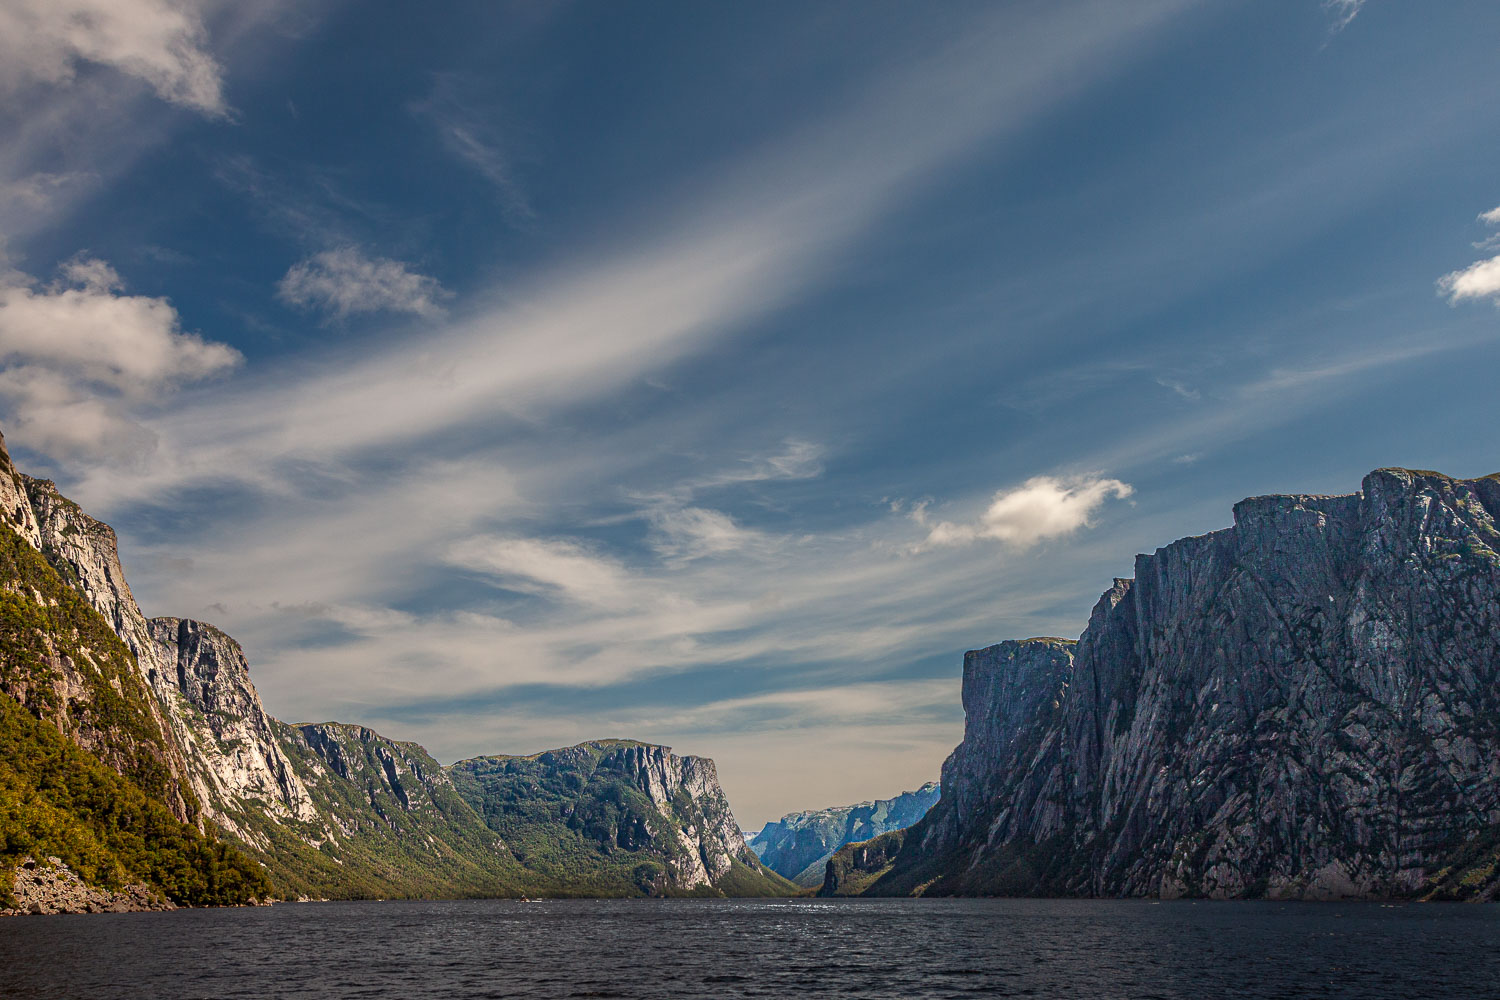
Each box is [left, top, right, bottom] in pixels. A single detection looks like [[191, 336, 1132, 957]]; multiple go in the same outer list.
[[1, 0, 1499, 825]]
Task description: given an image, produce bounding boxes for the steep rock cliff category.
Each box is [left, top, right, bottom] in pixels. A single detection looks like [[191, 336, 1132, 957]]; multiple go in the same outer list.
[[825, 469, 1500, 900], [449, 740, 793, 896], [749, 782, 940, 885], [20, 474, 319, 844], [0, 459, 270, 908]]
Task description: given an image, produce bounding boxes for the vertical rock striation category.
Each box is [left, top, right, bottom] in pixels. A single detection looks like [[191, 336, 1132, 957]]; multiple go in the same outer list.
[[826, 469, 1500, 900]]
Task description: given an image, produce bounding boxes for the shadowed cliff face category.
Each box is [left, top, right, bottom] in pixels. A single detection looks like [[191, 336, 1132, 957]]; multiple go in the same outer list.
[[826, 469, 1500, 900]]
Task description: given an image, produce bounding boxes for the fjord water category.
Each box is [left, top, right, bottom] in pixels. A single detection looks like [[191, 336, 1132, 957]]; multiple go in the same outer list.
[[2, 899, 1497, 999]]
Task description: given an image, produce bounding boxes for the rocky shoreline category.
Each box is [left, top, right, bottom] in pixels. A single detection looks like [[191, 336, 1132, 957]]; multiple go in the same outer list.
[[1, 857, 178, 916]]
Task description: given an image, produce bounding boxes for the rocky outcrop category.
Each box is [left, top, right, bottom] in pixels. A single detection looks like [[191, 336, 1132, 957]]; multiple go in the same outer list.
[[146, 618, 322, 844], [449, 740, 788, 896], [826, 469, 1500, 900], [1, 857, 176, 916], [750, 782, 940, 885], [0, 433, 40, 549]]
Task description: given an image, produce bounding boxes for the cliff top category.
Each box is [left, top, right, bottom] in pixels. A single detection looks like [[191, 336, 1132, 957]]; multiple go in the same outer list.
[[1374, 467, 1500, 482], [452, 738, 677, 766]]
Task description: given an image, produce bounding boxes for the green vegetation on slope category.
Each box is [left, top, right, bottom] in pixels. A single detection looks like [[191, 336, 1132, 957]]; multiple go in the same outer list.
[[0, 523, 180, 809], [0, 688, 270, 907], [0, 521, 270, 906]]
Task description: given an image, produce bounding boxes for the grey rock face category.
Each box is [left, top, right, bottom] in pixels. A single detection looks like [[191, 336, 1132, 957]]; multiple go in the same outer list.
[[148, 618, 323, 841], [833, 469, 1500, 900], [750, 782, 940, 885], [610, 741, 751, 886]]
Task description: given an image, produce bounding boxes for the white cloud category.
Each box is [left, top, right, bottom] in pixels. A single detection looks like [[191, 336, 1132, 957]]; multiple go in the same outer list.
[[1156, 376, 1200, 401], [0, 0, 228, 116], [1437, 256, 1500, 306], [0, 366, 160, 464], [0, 257, 240, 463], [0, 171, 92, 211], [1438, 206, 1500, 306], [918, 475, 1134, 549], [0, 257, 240, 393], [277, 247, 450, 320]]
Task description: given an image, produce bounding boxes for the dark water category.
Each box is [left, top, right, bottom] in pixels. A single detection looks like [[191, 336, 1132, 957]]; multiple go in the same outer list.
[[2, 898, 1497, 999]]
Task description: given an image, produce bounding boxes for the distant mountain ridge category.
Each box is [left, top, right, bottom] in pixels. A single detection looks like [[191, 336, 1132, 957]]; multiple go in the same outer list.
[[0, 434, 789, 905], [823, 469, 1500, 900], [749, 783, 939, 886]]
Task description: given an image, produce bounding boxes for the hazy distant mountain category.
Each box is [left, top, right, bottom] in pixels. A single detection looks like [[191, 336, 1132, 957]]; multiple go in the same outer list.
[[749, 783, 939, 886], [824, 470, 1500, 901]]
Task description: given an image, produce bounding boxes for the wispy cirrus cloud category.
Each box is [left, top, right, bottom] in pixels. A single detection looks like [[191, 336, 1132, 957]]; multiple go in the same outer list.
[[409, 75, 533, 222], [277, 247, 450, 320], [1323, 0, 1367, 33], [67, 0, 1195, 510]]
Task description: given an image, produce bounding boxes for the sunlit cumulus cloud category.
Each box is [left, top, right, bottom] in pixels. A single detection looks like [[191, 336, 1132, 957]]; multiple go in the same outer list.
[[0, 0, 228, 116], [916, 475, 1134, 550], [0, 257, 241, 463], [277, 247, 451, 321], [1437, 204, 1500, 306]]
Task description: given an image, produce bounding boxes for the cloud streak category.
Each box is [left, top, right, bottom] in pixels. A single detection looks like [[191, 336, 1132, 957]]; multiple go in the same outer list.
[[1323, 0, 1366, 33]]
